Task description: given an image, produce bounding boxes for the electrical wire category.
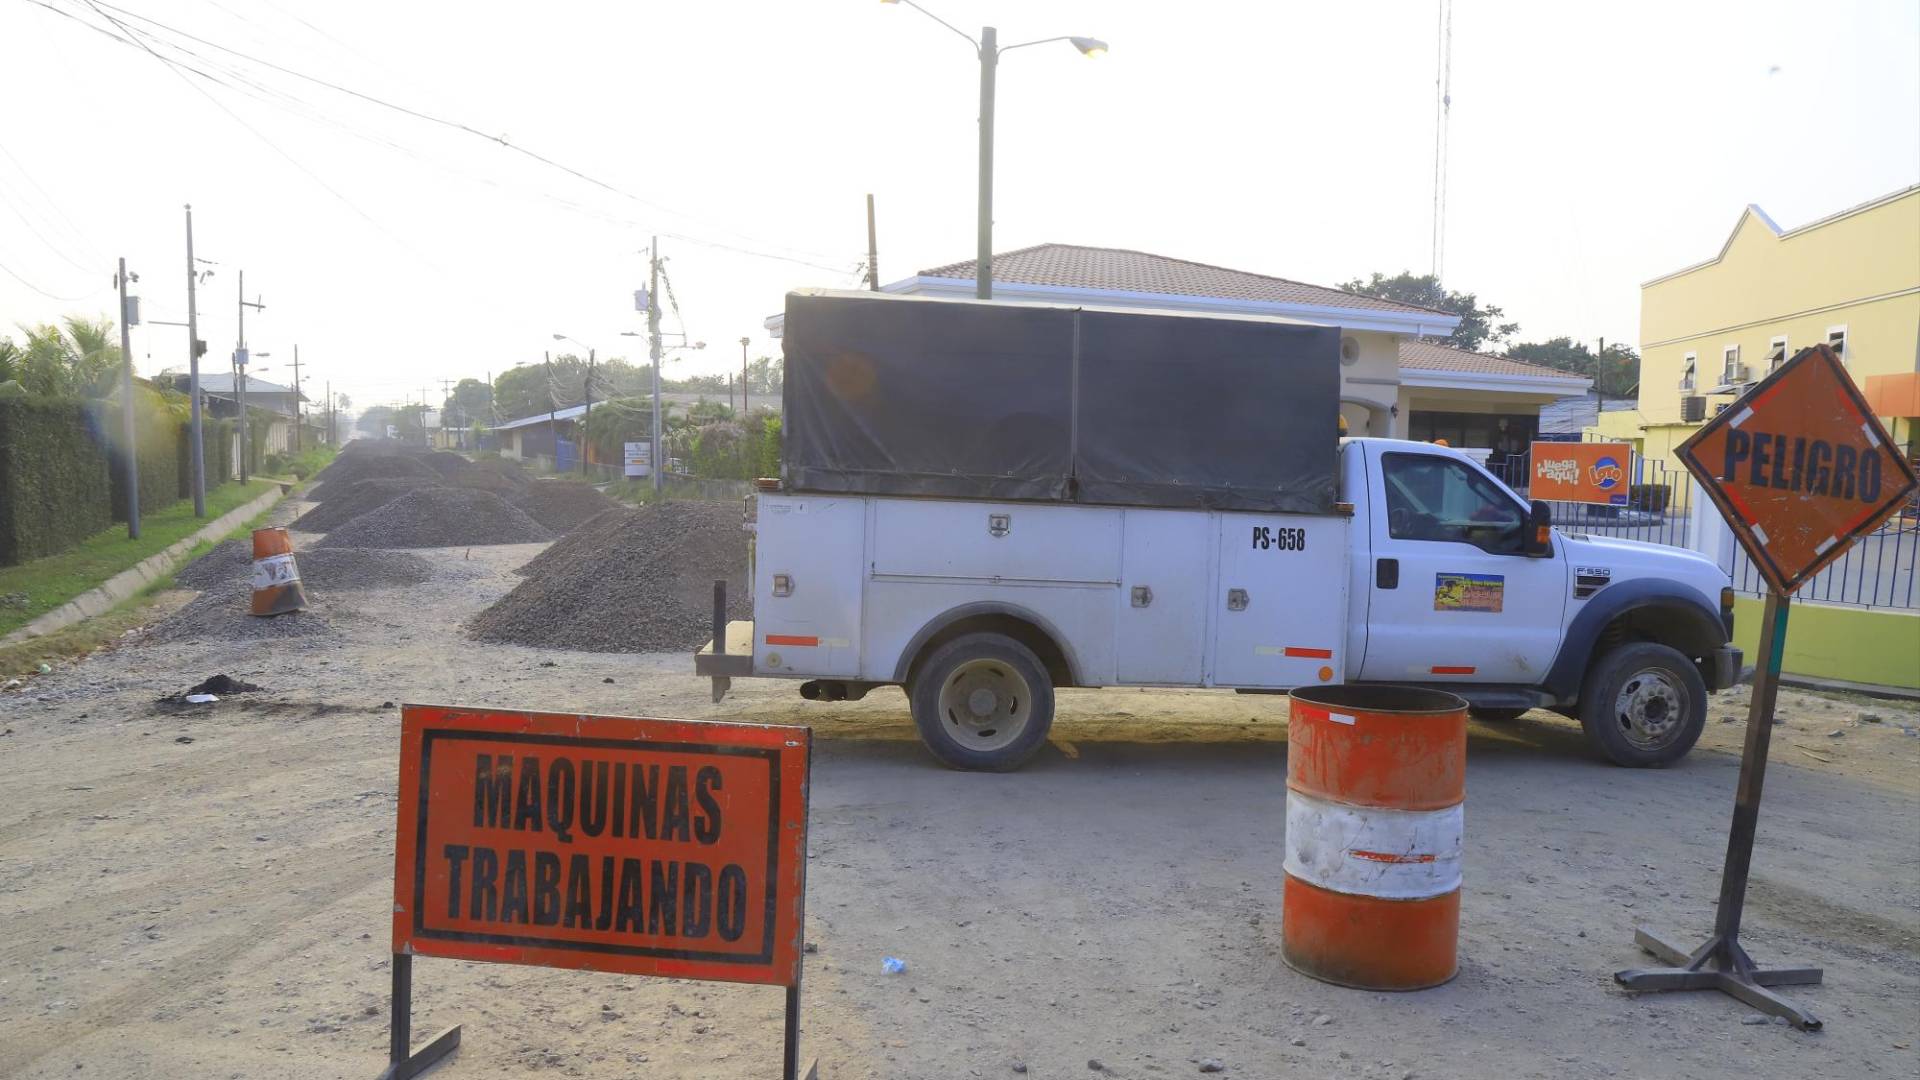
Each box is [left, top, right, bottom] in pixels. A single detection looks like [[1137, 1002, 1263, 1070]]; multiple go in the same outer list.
[[0, 256, 106, 302], [85, 0, 859, 271]]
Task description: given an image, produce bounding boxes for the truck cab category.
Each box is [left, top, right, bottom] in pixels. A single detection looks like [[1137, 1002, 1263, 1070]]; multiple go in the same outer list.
[[1341, 438, 1740, 767]]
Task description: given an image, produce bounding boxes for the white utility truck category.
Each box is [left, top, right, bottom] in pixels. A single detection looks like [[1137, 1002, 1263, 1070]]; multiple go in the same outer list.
[[698, 291, 1741, 771]]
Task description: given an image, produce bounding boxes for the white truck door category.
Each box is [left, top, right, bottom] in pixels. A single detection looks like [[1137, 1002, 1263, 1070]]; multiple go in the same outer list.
[[1114, 508, 1211, 684], [754, 494, 867, 677], [1211, 513, 1351, 688], [1358, 447, 1567, 685]]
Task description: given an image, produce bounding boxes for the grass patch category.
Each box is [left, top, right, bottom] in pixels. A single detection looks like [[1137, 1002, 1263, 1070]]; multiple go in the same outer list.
[[0, 579, 191, 680], [0, 479, 277, 637]]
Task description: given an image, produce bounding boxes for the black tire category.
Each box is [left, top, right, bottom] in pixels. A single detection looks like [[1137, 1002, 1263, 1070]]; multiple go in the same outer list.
[[1577, 642, 1707, 767], [908, 632, 1055, 771], [1469, 707, 1530, 723]]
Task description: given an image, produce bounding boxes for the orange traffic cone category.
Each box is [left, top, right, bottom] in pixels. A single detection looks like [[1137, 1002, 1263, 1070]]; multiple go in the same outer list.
[[249, 527, 309, 616]]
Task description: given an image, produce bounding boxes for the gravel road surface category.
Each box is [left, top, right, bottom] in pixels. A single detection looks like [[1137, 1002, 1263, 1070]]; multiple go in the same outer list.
[[1, 497, 1914, 1079]]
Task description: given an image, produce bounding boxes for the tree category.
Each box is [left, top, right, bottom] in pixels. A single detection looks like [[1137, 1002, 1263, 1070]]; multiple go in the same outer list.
[[9, 316, 122, 397], [744, 356, 783, 396], [1507, 337, 1641, 402], [441, 377, 493, 427], [1337, 271, 1520, 352], [334, 392, 351, 411]]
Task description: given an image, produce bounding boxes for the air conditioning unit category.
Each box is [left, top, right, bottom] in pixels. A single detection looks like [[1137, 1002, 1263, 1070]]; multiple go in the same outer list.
[[1723, 364, 1751, 384], [1681, 395, 1707, 422]]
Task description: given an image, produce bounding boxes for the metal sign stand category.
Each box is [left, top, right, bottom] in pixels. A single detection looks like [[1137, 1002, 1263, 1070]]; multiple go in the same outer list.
[[380, 953, 462, 1080], [1613, 590, 1823, 1029]]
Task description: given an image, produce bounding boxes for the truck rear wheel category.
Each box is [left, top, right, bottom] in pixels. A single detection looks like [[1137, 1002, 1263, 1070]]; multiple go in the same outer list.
[[908, 633, 1055, 771], [1577, 642, 1707, 767]]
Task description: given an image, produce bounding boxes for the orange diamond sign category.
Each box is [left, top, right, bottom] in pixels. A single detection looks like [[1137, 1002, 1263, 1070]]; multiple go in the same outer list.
[[1678, 343, 1918, 595]]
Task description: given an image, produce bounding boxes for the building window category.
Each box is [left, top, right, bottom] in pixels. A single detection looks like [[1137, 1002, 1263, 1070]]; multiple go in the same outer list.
[[1767, 336, 1788, 373], [1722, 345, 1742, 385], [1679, 353, 1697, 391], [1826, 325, 1848, 365]]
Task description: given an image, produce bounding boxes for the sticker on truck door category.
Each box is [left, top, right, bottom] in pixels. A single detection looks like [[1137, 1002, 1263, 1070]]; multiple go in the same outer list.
[[1434, 572, 1503, 613]]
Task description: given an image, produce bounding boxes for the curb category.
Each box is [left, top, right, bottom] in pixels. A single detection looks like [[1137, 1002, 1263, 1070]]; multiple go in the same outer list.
[[2, 483, 290, 644]]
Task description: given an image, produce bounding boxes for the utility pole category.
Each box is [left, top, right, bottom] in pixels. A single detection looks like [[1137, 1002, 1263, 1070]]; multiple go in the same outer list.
[[649, 236, 664, 495], [116, 258, 140, 539], [581, 350, 597, 477], [290, 345, 303, 453], [184, 205, 206, 516], [866, 193, 880, 291], [235, 271, 264, 482], [325, 380, 332, 446], [545, 351, 557, 470], [977, 26, 996, 299]]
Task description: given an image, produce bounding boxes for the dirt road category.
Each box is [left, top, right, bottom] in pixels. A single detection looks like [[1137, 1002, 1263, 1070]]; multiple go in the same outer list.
[[2, 500, 1916, 1079]]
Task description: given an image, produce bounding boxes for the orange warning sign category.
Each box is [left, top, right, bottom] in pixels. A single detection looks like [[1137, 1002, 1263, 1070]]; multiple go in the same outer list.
[[1528, 441, 1633, 506], [393, 706, 810, 987], [1677, 344, 1918, 595]]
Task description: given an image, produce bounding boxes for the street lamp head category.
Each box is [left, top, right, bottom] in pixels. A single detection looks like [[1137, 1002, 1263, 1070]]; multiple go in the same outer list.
[[1070, 36, 1108, 57], [551, 334, 566, 341], [694, 341, 707, 350]]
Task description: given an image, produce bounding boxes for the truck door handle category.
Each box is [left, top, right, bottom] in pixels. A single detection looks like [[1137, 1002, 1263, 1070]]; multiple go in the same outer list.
[[1131, 585, 1153, 608], [1376, 558, 1399, 589], [1226, 588, 1249, 612]]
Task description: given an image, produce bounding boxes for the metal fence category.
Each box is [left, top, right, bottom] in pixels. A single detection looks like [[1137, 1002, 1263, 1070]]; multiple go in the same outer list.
[[1484, 437, 1920, 611], [1728, 508, 1920, 608]]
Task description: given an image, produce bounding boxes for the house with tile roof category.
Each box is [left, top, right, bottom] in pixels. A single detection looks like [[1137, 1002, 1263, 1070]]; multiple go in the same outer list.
[[773, 243, 1588, 453]]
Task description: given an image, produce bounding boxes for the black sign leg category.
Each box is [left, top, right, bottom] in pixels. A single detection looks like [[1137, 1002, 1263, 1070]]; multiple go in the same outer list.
[[1614, 590, 1824, 1029], [379, 953, 463, 1080]]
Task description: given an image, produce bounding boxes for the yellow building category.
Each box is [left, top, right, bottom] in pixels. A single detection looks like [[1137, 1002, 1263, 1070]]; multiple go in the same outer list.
[[1591, 185, 1920, 468]]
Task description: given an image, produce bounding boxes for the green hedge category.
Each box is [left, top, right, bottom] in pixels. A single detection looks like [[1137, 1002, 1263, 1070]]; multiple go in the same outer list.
[[0, 397, 115, 564], [173, 418, 232, 499], [108, 396, 182, 524]]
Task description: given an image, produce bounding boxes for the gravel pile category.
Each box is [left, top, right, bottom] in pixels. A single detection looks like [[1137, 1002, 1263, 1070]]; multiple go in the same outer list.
[[470, 501, 748, 653], [317, 488, 553, 549], [514, 507, 628, 577], [422, 451, 474, 478], [451, 470, 529, 497], [172, 540, 439, 590], [146, 587, 330, 643], [513, 480, 619, 533], [312, 452, 438, 489], [293, 478, 444, 531]]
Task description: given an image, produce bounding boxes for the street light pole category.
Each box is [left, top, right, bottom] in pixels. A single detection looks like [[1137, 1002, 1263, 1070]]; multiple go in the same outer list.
[[235, 272, 264, 482], [184, 205, 205, 516], [976, 25, 996, 299], [649, 236, 664, 496], [116, 258, 140, 540]]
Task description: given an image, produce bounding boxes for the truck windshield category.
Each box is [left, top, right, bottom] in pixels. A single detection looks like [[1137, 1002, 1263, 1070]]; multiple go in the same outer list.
[[1381, 452, 1528, 554]]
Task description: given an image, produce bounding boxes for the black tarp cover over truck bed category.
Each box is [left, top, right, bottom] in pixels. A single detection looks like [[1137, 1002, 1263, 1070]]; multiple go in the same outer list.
[[780, 289, 1340, 515]]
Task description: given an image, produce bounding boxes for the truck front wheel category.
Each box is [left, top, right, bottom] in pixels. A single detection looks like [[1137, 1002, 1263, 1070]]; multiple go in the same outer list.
[[1577, 642, 1707, 767], [908, 633, 1055, 771]]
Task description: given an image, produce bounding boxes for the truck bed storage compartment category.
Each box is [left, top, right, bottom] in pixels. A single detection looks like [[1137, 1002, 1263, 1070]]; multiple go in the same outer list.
[[782, 290, 1340, 514]]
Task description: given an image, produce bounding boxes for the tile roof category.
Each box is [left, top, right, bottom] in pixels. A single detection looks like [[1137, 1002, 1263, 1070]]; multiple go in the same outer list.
[[1398, 339, 1582, 380], [916, 244, 1453, 318], [177, 373, 299, 396]]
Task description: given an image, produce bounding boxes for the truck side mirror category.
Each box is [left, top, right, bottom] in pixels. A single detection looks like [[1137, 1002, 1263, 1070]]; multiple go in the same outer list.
[[1525, 499, 1554, 557]]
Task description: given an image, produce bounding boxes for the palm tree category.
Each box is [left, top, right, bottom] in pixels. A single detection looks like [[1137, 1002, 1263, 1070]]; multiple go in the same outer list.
[[10, 316, 122, 397], [0, 337, 20, 385]]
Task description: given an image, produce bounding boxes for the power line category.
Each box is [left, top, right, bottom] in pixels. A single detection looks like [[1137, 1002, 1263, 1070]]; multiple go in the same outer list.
[[84, 0, 858, 272], [0, 256, 105, 302]]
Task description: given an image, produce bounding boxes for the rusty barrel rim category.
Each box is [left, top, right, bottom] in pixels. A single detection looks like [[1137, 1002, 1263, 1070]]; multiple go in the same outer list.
[[1288, 684, 1468, 715]]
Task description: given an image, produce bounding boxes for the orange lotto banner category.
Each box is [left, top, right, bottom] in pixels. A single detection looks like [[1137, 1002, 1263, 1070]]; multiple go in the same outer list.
[[1528, 441, 1632, 506], [393, 705, 811, 988]]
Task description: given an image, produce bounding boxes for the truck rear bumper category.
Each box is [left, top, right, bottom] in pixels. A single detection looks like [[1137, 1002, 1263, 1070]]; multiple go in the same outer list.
[[1709, 644, 1744, 690]]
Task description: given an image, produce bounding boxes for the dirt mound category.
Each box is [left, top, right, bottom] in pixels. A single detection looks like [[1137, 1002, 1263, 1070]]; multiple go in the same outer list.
[[470, 501, 747, 653], [317, 488, 552, 549], [450, 469, 529, 497], [294, 478, 444, 530], [146, 587, 330, 643], [311, 452, 438, 493], [422, 451, 474, 478], [513, 480, 619, 533], [514, 507, 630, 577], [172, 540, 438, 590]]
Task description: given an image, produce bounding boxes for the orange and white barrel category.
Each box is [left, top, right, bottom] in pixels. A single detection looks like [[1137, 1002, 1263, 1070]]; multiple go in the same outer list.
[[249, 527, 309, 617], [1282, 685, 1468, 990]]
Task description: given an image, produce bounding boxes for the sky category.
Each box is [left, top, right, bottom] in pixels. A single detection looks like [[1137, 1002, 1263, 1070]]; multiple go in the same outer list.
[[1, 0, 1915, 416]]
